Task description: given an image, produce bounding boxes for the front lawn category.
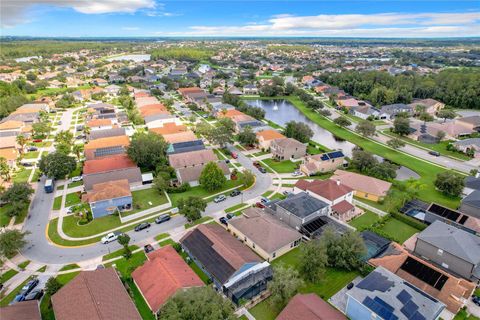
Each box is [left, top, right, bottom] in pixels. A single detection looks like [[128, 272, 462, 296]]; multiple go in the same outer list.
[[23, 151, 40, 159], [13, 169, 32, 183], [0, 277, 31, 306], [185, 216, 213, 228], [225, 203, 250, 213], [102, 245, 139, 261], [59, 263, 80, 271], [52, 196, 62, 210], [262, 158, 299, 173], [68, 180, 83, 188], [65, 192, 81, 207], [0, 269, 18, 284], [348, 211, 381, 230], [125, 188, 169, 216], [0, 204, 13, 227]]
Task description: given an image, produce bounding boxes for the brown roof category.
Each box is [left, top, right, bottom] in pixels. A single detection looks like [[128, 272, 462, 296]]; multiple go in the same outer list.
[[83, 154, 137, 175], [168, 149, 217, 169], [330, 169, 391, 197], [84, 135, 130, 150], [0, 300, 41, 320], [86, 119, 112, 127], [149, 123, 188, 135], [51, 268, 141, 320], [217, 109, 246, 119], [272, 137, 305, 149], [256, 129, 286, 141], [83, 179, 131, 203], [135, 97, 160, 108], [369, 243, 475, 313], [0, 147, 18, 161], [177, 161, 230, 183], [0, 120, 23, 130], [229, 207, 302, 254], [132, 245, 203, 312], [163, 131, 198, 144], [332, 200, 354, 214], [178, 87, 204, 95], [294, 179, 353, 201], [276, 293, 345, 320]]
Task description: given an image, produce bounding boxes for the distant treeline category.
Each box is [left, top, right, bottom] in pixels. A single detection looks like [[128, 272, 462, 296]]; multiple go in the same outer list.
[[318, 69, 480, 109], [0, 81, 29, 118], [267, 45, 313, 52], [150, 47, 214, 62]]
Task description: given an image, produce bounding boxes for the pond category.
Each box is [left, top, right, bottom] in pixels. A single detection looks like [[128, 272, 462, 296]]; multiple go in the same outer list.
[[106, 54, 151, 62], [246, 99, 356, 157]]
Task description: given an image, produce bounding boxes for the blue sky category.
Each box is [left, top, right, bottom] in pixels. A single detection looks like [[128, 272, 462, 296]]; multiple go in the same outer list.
[[1, 1, 479, 37]]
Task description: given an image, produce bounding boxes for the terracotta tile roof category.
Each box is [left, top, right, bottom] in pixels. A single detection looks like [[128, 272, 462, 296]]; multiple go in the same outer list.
[[135, 97, 160, 108], [0, 147, 18, 161], [83, 179, 131, 203], [134, 92, 150, 99], [84, 135, 130, 150], [83, 154, 136, 175], [149, 123, 187, 135], [0, 136, 17, 149], [86, 119, 112, 127], [178, 87, 203, 95], [256, 129, 286, 141], [163, 131, 197, 144], [331, 169, 392, 197], [138, 103, 167, 116], [294, 179, 353, 201], [0, 120, 23, 130], [277, 293, 345, 320], [132, 245, 203, 312], [332, 200, 354, 214], [217, 109, 246, 119], [0, 300, 41, 320], [168, 149, 217, 169], [51, 268, 141, 320], [369, 243, 475, 313], [11, 107, 39, 114], [140, 108, 170, 118]]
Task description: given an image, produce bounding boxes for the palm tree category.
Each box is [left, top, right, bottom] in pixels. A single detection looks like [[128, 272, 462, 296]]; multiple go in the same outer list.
[[16, 135, 28, 154], [72, 144, 83, 161], [0, 157, 11, 182]]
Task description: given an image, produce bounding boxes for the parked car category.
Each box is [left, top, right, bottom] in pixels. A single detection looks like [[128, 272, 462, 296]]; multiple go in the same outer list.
[[429, 150, 440, 157], [76, 135, 85, 140], [101, 231, 123, 244], [70, 176, 83, 182], [66, 206, 76, 214], [27, 146, 38, 152], [58, 121, 62, 125], [260, 197, 269, 203], [258, 167, 267, 174], [231, 152, 238, 159], [11, 293, 25, 304], [230, 189, 241, 197], [134, 222, 151, 232], [155, 214, 170, 224], [20, 279, 39, 297], [21, 162, 34, 167], [144, 244, 155, 253], [214, 195, 226, 203], [472, 296, 480, 307], [253, 161, 261, 168], [256, 202, 265, 208], [292, 171, 302, 177], [33, 139, 42, 143], [226, 213, 235, 220], [219, 217, 228, 225], [283, 190, 292, 196], [24, 289, 44, 301]]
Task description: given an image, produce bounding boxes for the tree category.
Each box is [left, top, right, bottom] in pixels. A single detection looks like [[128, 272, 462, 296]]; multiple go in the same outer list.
[[368, 162, 397, 181], [269, 265, 303, 309], [393, 117, 411, 136], [418, 112, 434, 124], [178, 196, 207, 222], [241, 169, 255, 188], [54, 130, 74, 146], [237, 126, 257, 146], [284, 121, 314, 143], [434, 171, 464, 197], [38, 152, 77, 179], [55, 94, 75, 108], [299, 240, 328, 282], [159, 287, 235, 320], [318, 109, 331, 117], [0, 157, 11, 181], [333, 116, 352, 127], [319, 227, 366, 270], [153, 175, 169, 193], [1, 182, 33, 205], [436, 130, 446, 141], [72, 144, 83, 161], [0, 229, 29, 257], [117, 233, 132, 259], [32, 122, 51, 138], [45, 277, 62, 296], [197, 118, 236, 148], [199, 162, 227, 192], [351, 149, 377, 172], [387, 138, 406, 149], [127, 132, 167, 171], [437, 109, 456, 122], [355, 120, 376, 137], [16, 134, 28, 154]]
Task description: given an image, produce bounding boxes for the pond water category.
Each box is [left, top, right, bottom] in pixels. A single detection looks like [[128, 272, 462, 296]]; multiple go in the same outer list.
[[106, 54, 151, 62], [246, 99, 356, 157]]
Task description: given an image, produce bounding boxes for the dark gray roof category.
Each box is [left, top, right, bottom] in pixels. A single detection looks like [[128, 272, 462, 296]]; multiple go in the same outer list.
[[276, 192, 328, 219], [144, 113, 175, 123], [88, 127, 126, 141], [417, 220, 480, 264], [462, 190, 480, 209]]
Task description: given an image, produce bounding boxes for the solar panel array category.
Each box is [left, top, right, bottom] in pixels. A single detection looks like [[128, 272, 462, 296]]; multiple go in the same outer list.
[[94, 146, 125, 158], [400, 257, 448, 290], [363, 296, 399, 320], [357, 271, 394, 292], [327, 151, 345, 159], [302, 217, 326, 235], [427, 204, 461, 222]]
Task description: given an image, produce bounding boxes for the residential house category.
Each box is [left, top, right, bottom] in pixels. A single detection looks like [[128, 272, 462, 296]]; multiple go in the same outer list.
[[228, 207, 302, 261], [176, 161, 230, 186], [277, 293, 345, 320], [149, 123, 188, 136], [132, 245, 204, 313], [180, 224, 273, 304], [92, 78, 108, 86], [370, 242, 475, 313], [345, 267, 445, 320], [82, 154, 142, 190], [104, 84, 121, 95], [294, 179, 357, 221], [336, 98, 360, 110], [167, 140, 205, 155], [331, 169, 392, 202], [227, 86, 243, 95], [86, 119, 113, 131], [162, 131, 197, 144], [454, 138, 480, 158], [168, 149, 218, 169], [379, 103, 414, 120], [300, 150, 345, 176], [177, 87, 206, 103], [0, 300, 41, 320], [243, 84, 258, 95], [460, 190, 480, 219], [51, 268, 141, 320], [409, 120, 475, 142], [83, 179, 132, 218], [409, 98, 445, 115], [271, 138, 307, 160], [455, 116, 480, 132], [144, 113, 180, 129], [0, 136, 19, 167], [414, 220, 480, 282], [211, 103, 235, 116], [350, 105, 379, 120], [87, 127, 126, 141], [256, 129, 286, 150], [84, 135, 130, 160]]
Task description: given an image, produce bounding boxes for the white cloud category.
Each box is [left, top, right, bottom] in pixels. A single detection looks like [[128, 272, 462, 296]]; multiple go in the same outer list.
[[122, 27, 140, 31]]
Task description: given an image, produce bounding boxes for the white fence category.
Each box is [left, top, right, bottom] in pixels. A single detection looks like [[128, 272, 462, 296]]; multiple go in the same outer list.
[[353, 199, 388, 217]]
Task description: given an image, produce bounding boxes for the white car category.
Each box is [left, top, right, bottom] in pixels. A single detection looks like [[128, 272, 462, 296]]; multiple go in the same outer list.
[[70, 176, 83, 182], [101, 232, 122, 244], [292, 171, 303, 177]]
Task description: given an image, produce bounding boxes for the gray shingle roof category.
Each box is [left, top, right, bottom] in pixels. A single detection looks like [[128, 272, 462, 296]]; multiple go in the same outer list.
[[276, 192, 328, 219], [462, 190, 480, 209]]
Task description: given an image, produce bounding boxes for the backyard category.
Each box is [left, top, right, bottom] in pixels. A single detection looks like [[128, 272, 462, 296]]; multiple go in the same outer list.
[[348, 211, 381, 230]]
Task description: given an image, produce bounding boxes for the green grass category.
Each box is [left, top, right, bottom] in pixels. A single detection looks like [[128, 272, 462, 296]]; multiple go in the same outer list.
[[453, 308, 480, 320], [238, 315, 248, 320], [348, 211, 381, 230], [185, 216, 213, 228], [262, 190, 274, 197], [378, 218, 420, 244], [59, 263, 80, 271], [36, 265, 47, 273], [154, 233, 169, 242], [225, 203, 250, 213], [53, 196, 62, 210], [102, 245, 139, 261], [0, 277, 31, 306], [68, 180, 83, 188], [23, 151, 40, 159], [159, 239, 176, 247], [0, 204, 13, 227], [32, 168, 42, 181], [262, 158, 299, 173], [125, 188, 169, 216], [65, 192, 81, 207], [17, 260, 31, 269], [13, 169, 32, 183], [0, 269, 18, 283], [56, 184, 65, 191]]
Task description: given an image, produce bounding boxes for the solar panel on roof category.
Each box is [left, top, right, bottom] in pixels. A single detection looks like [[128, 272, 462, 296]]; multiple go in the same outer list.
[[327, 151, 345, 159], [410, 312, 426, 320], [400, 300, 419, 318], [397, 290, 412, 304], [458, 215, 469, 225], [428, 203, 460, 222], [357, 271, 394, 292], [363, 297, 396, 320], [320, 154, 330, 161], [400, 257, 448, 290], [302, 217, 327, 234], [94, 146, 124, 157]]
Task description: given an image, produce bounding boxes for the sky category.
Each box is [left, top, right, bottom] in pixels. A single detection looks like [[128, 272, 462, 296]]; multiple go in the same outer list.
[[1, 0, 479, 38]]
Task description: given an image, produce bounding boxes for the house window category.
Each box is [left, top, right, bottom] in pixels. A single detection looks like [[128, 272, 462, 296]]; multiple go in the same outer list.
[[437, 249, 443, 256]]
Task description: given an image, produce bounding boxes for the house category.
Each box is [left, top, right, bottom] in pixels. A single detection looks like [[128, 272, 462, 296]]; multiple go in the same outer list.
[[409, 98, 445, 115], [51, 268, 141, 320], [454, 138, 480, 158], [180, 224, 273, 304], [92, 78, 108, 86], [162, 131, 198, 144], [294, 179, 357, 222], [331, 170, 391, 202], [87, 127, 126, 141], [84, 135, 130, 160], [413, 220, 480, 282], [86, 119, 113, 131], [168, 149, 218, 169], [350, 105, 379, 120], [167, 139, 205, 155], [379, 103, 414, 120], [271, 138, 307, 160], [176, 161, 230, 186], [0, 136, 19, 167], [211, 103, 235, 115], [277, 293, 345, 320], [455, 116, 480, 132], [227, 86, 243, 95], [460, 190, 480, 219], [82, 179, 132, 218], [82, 154, 142, 190], [0, 300, 41, 320], [228, 207, 302, 261], [336, 98, 360, 109], [144, 113, 180, 129], [132, 245, 204, 313], [0, 120, 25, 134], [300, 151, 345, 176], [369, 242, 475, 313], [104, 84, 121, 95], [149, 123, 188, 136], [243, 84, 258, 95], [345, 267, 445, 320], [256, 129, 286, 150]]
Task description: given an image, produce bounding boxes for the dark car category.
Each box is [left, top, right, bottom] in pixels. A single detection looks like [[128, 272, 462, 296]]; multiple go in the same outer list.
[[258, 167, 267, 173], [24, 289, 44, 301], [21, 162, 34, 167], [429, 150, 440, 157], [21, 279, 39, 296], [472, 296, 480, 306], [27, 146, 38, 152], [134, 222, 151, 232], [155, 214, 171, 224], [230, 189, 241, 197], [76, 135, 86, 140], [253, 161, 261, 168], [144, 244, 155, 253], [219, 217, 228, 225]]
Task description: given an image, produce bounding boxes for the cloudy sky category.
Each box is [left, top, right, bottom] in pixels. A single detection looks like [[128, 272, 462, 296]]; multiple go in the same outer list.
[[1, 0, 479, 37]]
